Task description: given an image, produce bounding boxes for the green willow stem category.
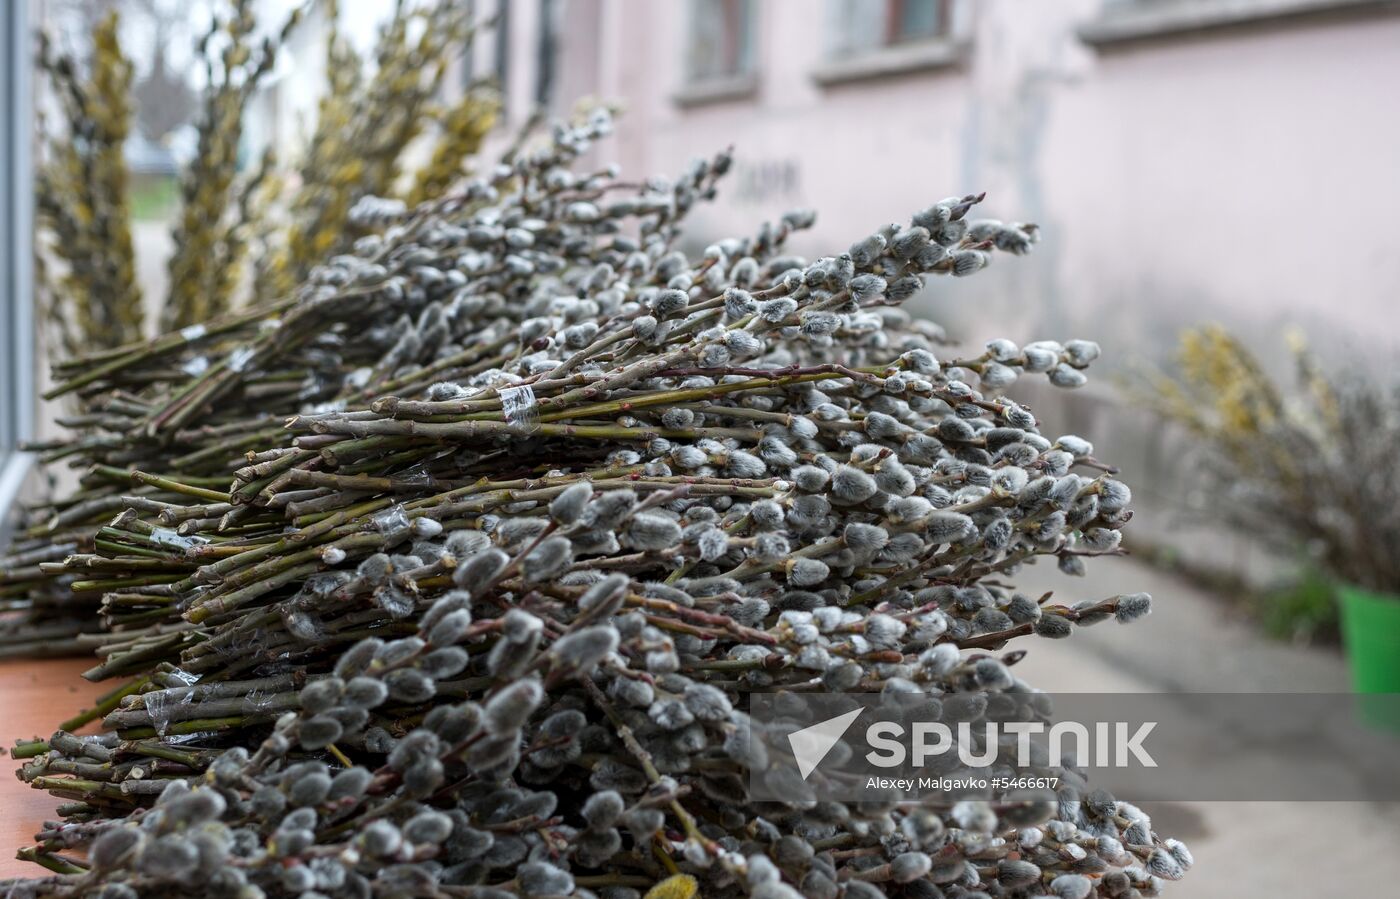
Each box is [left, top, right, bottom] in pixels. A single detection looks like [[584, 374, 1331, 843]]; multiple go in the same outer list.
[[15, 847, 88, 875], [11, 739, 51, 760], [59, 676, 149, 732]]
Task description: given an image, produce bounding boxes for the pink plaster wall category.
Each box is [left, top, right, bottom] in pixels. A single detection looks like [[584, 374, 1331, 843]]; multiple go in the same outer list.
[[480, 0, 1400, 578], [510, 0, 1400, 362]]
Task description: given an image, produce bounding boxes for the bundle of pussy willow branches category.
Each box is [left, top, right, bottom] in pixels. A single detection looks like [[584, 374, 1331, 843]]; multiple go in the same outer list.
[[1, 112, 1187, 898]]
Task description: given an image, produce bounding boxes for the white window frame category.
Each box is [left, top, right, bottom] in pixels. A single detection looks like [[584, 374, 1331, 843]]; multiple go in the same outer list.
[[0, 0, 36, 544], [812, 0, 972, 88], [673, 0, 761, 108]]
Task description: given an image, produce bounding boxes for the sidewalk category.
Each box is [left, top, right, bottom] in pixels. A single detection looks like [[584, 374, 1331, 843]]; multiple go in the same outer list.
[[1010, 555, 1400, 898]]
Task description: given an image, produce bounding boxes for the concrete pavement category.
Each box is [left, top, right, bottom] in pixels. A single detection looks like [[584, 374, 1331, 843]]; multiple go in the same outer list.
[[1006, 555, 1400, 898]]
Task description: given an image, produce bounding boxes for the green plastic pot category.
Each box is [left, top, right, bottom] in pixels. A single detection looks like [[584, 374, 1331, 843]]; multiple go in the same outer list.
[[1337, 584, 1400, 710]]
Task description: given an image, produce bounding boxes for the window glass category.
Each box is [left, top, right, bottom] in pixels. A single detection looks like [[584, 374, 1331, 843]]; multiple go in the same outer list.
[[890, 0, 946, 43], [686, 0, 756, 82], [828, 0, 951, 54]]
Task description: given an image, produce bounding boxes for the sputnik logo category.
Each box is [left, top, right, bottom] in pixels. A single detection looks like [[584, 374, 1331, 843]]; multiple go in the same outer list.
[[787, 707, 863, 779]]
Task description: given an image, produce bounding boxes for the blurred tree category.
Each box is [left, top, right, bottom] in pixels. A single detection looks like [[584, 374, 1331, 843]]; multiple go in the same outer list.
[[35, 11, 143, 353], [47, 0, 203, 144], [128, 0, 198, 143]]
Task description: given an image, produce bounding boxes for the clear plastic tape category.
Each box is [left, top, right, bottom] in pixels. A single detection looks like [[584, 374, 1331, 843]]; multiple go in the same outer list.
[[242, 686, 272, 714], [144, 690, 172, 736], [225, 628, 268, 663], [144, 669, 197, 736], [400, 464, 432, 485], [227, 346, 256, 373], [371, 504, 410, 533], [297, 375, 327, 400], [346, 367, 373, 389], [500, 384, 541, 434], [181, 356, 210, 377], [179, 324, 207, 342], [149, 527, 209, 550]]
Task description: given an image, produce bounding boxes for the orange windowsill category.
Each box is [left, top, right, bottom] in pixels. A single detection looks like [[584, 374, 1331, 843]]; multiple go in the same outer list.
[[0, 657, 105, 880]]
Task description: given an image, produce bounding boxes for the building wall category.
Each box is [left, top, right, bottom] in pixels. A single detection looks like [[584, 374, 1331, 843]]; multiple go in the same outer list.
[[215, 0, 1400, 581], [520, 0, 1400, 363], [504, 0, 1400, 581], [54, 0, 1397, 369]]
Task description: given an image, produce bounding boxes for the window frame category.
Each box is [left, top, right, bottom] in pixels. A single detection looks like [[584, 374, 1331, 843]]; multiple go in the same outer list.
[[684, 0, 757, 84], [674, 0, 761, 108], [535, 0, 557, 109], [0, 0, 36, 544], [813, 0, 970, 88], [494, 0, 511, 111]]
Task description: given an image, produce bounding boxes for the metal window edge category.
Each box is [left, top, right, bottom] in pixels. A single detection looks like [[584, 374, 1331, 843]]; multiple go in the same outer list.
[[0, 452, 34, 549], [1, 0, 35, 544]]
